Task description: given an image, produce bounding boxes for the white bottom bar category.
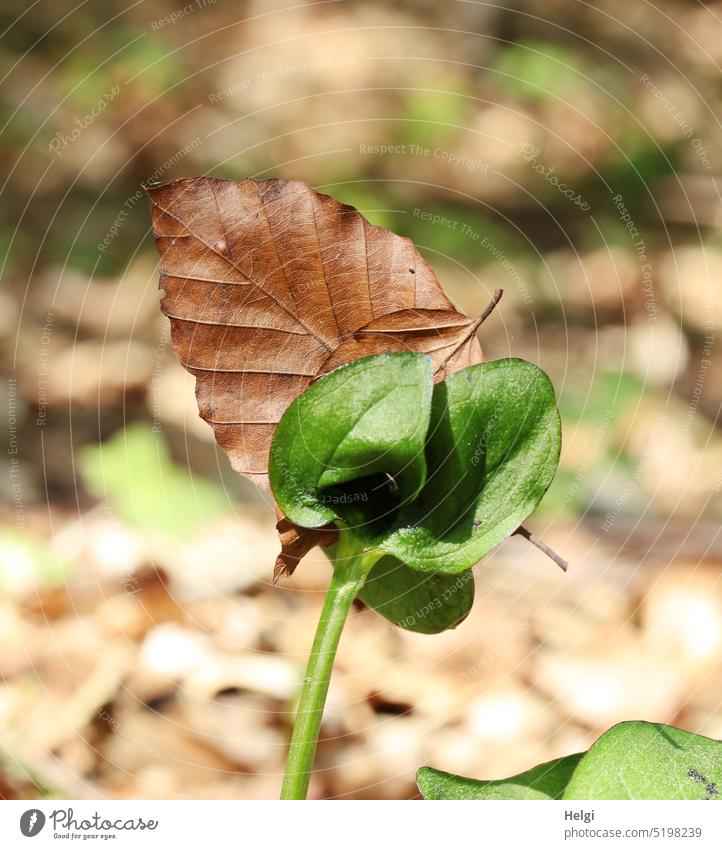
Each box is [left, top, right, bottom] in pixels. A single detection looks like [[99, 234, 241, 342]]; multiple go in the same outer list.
[[1, 800, 720, 847]]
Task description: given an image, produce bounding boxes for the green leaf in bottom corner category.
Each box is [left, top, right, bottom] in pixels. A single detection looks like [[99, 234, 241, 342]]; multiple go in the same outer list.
[[417, 754, 583, 800], [417, 722, 722, 801], [358, 555, 474, 634], [563, 721, 722, 800]]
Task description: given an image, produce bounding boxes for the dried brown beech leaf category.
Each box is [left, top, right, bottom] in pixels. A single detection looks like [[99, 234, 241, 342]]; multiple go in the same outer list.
[[147, 177, 489, 576]]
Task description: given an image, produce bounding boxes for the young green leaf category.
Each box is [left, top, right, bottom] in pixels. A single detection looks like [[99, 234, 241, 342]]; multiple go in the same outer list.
[[271, 355, 562, 577], [358, 555, 474, 634], [417, 753, 583, 800], [417, 722, 722, 801], [269, 352, 434, 528], [562, 721, 722, 800], [381, 358, 561, 573]]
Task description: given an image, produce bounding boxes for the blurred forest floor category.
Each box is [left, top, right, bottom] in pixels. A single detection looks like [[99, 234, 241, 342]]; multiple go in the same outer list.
[[1, 0, 721, 798]]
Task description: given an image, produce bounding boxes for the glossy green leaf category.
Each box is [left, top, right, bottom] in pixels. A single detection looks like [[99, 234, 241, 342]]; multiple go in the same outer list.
[[272, 355, 561, 577], [563, 721, 722, 800], [417, 753, 583, 800], [270, 353, 561, 635], [269, 353, 434, 528], [381, 358, 561, 573], [417, 722, 722, 801], [358, 555, 474, 634]]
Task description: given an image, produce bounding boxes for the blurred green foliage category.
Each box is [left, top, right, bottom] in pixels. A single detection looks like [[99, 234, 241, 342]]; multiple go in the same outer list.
[[79, 424, 230, 539], [0, 529, 71, 595], [491, 41, 584, 104]]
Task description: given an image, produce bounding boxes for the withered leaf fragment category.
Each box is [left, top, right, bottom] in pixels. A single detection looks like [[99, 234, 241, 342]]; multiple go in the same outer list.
[[274, 509, 336, 585]]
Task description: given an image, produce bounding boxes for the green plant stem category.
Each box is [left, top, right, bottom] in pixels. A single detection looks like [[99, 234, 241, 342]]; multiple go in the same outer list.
[[280, 539, 370, 800]]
